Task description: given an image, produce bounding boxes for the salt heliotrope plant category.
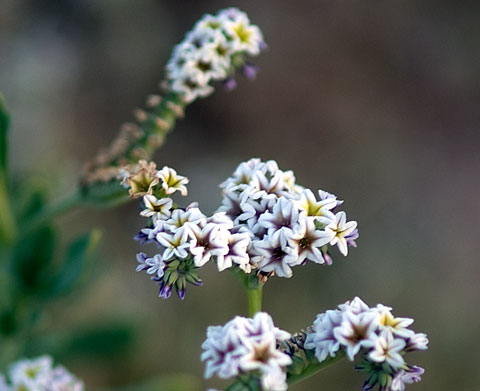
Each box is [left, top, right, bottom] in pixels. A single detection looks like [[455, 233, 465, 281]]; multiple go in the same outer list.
[[0, 7, 428, 391]]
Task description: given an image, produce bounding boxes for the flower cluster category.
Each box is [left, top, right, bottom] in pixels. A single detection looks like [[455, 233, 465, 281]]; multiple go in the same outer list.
[[133, 158, 358, 299], [0, 356, 83, 391], [218, 158, 358, 278], [201, 312, 292, 391], [166, 8, 265, 103], [304, 297, 428, 391], [129, 161, 253, 299]]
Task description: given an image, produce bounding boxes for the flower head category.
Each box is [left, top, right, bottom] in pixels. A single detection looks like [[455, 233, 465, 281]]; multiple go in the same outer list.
[[306, 297, 428, 391], [166, 8, 266, 104], [2, 356, 83, 391], [202, 313, 291, 390]]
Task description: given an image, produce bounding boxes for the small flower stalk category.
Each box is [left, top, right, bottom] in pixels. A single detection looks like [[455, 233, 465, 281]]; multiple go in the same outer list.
[[0, 356, 83, 391]]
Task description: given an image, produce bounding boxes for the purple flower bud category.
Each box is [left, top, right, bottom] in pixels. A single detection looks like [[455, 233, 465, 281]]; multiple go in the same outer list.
[[322, 250, 333, 266], [134, 231, 150, 245], [177, 285, 186, 300], [259, 41, 268, 51], [159, 282, 173, 299], [223, 77, 237, 91], [242, 62, 259, 80]]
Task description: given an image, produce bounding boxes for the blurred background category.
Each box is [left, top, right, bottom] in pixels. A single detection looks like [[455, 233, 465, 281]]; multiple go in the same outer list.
[[1, 0, 479, 390]]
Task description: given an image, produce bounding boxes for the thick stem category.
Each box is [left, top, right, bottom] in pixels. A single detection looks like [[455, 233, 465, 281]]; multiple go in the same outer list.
[[287, 351, 346, 386], [247, 284, 263, 317], [0, 174, 17, 245]]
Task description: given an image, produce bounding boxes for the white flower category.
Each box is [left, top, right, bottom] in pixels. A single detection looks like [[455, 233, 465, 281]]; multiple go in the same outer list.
[[239, 333, 291, 372], [156, 230, 191, 260], [170, 75, 215, 103], [136, 253, 165, 278], [391, 366, 424, 391], [223, 12, 264, 55], [163, 207, 207, 238], [296, 189, 336, 224], [190, 223, 229, 267], [289, 215, 333, 264], [258, 197, 301, 247], [245, 312, 291, 343], [156, 166, 189, 196], [304, 310, 343, 362], [338, 296, 370, 315], [249, 169, 285, 199], [251, 236, 299, 278], [166, 42, 197, 80], [215, 232, 251, 272], [405, 332, 429, 352], [201, 323, 249, 379], [333, 311, 378, 360], [9, 356, 52, 387], [325, 211, 357, 256], [140, 195, 173, 221], [368, 330, 406, 369], [375, 305, 414, 338]]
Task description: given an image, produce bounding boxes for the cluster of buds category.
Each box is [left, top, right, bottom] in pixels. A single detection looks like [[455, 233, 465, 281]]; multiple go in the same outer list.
[[167, 7, 265, 103], [201, 312, 291, 391], [0, 356, 83, 391], [218, 158, 358, 278], [304, 297, 428, 391], [82, 7, 264, 189], [131, 158, 358, 299]]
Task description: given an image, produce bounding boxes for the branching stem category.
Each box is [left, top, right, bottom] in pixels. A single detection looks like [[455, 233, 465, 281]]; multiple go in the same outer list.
[[287, 351, 346, 386]]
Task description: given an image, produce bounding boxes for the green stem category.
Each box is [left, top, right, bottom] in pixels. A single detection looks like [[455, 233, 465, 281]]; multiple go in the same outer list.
[[287, 351, 346, 386], [247, 284, 263, 317], [0, 173, 17, 245]]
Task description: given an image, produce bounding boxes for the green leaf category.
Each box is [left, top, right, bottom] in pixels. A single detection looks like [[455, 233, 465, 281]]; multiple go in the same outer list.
[[0, 93, 10, 173], [12, 225, 56, 292], [26, 321, 135, 360], [44, 229, 101, 297], [14, 179, 49, 222], [65, 323, 134, 358]]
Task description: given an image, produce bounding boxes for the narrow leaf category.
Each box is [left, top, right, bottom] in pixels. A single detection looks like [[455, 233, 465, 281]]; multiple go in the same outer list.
[[44, 229, 101, 297], [0, 93, 10, 173]]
